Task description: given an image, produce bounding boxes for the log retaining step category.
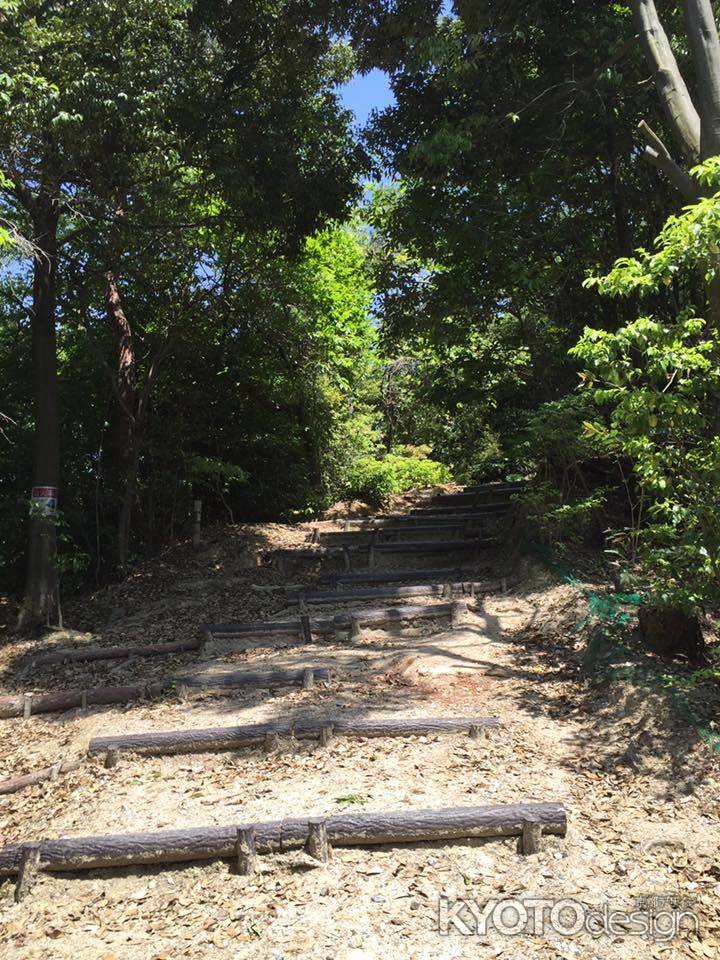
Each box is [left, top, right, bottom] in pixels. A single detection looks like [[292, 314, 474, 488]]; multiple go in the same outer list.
[[289, 579, 509, 604], [317, 530, 496, 546], [412, 503, 511, 516], [0, 667, 331, 720], [31, 637, 202, 669], [202, 601, 466, 640], [319, 567, 474, 586], [342, 516, 484, 530], [0, 759, 84, 796], [0, 802, 567, 877], [88, 716, 500, 758]]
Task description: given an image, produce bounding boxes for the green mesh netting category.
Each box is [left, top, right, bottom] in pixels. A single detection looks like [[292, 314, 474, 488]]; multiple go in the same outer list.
[[530, 543, 720, 754]]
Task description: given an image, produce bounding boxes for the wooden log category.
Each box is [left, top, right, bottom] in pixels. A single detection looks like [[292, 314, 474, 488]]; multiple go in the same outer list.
[[411, 504, 509, 516], [235, 826, 258, 876], [319, 567, 468, 586], [15, 844, 41, 902], [290, 579, 509, 605], [0, 803, 567, 876], [370, 538, 494, 555], [272, 547, 346, 561], [204, 601, 463, 642], [333, 601, 465, 631], [521, 816, 543, 855], [0, 667, 332, 720], [299, 613, 312, 644], [0, 760, 83, 796], [464, 481, 526, 495], [31, 637, 202, 668], [318, 525, 470, 544], [87, 716, 500, 759], [202, 619, 306, 637], [305, 819, 330, 863], [343, 516, 478, 529], [451, 600, 465, 629], [273, 537, 496, 564]]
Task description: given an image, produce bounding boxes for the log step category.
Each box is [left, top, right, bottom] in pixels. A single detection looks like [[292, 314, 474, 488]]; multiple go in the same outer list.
[[463, 481, 526, 495], [317, 530, 495, 546], [273, 537, 495, 561], [0, 667, 331, 720], [319, 567, 473, 586], [431, 494, 514, 507], [88, 716, 500, 758], [342, 517, 483, 530], [369, 538, 494, 554], [0, 759, 84, 796], [31, 637, 202, 669], [0, 802, 567, 877], [203, 601, 465, 638], [289, 579, 508, 604], [412, 503, 511, 516]]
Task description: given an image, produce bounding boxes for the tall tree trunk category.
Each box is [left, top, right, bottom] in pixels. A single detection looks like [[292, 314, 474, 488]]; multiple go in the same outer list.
[[684, 0, 720, 158], [632, 0, 720, 326], [19, 206, 60, 628], [104, 271, 138, 573]]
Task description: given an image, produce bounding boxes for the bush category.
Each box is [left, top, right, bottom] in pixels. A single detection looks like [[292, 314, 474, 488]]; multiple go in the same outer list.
[[345, 445, 451, 504]]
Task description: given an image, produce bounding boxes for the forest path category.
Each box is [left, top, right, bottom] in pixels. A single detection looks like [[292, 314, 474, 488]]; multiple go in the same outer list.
[[0, 489, 718, 959]]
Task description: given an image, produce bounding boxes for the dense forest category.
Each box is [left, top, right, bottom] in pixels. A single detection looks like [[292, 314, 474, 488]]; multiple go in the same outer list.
[[2, 0, 720, 644]]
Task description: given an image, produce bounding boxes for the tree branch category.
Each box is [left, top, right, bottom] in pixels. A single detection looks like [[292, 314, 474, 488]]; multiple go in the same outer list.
[[638, 120, 699, 199], [632, 0, 701, 162]]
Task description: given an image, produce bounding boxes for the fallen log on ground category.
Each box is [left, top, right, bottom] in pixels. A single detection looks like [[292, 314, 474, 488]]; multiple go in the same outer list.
[[88, 715, 500, 758], [203, 601, 466, 640], [289, 579, 510, 604], [0, 667, 331, 720], [0, 802, 567, 876], [0, 759, 84, 796], [31, 637, 201, 669]]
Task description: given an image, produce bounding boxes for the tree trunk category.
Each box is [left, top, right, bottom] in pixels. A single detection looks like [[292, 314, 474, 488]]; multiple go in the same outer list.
[[19, 206, 60, 628], [104, 271, 137, 572], [632, 0, 701, 162], [684, 0, 720, 158]]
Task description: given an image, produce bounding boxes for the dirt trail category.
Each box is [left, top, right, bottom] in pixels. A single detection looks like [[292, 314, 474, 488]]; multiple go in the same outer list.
[[0, 493, 718, 959]]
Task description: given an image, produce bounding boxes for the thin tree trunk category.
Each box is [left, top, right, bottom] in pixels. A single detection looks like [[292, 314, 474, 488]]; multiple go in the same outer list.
[[104, 271, 137, 573], [19, 206, 60, 628]]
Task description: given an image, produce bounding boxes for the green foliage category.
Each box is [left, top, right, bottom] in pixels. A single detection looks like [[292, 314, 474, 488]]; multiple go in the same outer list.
[[574, 175, 720, 609], [345, 445, 451, 505]]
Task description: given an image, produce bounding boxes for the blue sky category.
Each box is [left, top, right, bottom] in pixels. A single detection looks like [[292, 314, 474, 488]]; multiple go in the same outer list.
[[339, 68, 395, 126], [338, 1, 454, 124]]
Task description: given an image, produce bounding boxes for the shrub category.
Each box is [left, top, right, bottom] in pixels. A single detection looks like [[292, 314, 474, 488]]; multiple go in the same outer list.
[[345, 445, 451, 504]]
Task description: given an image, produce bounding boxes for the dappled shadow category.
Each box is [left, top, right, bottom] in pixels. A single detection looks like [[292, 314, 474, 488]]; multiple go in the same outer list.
[[498, 614, 717, 799]]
